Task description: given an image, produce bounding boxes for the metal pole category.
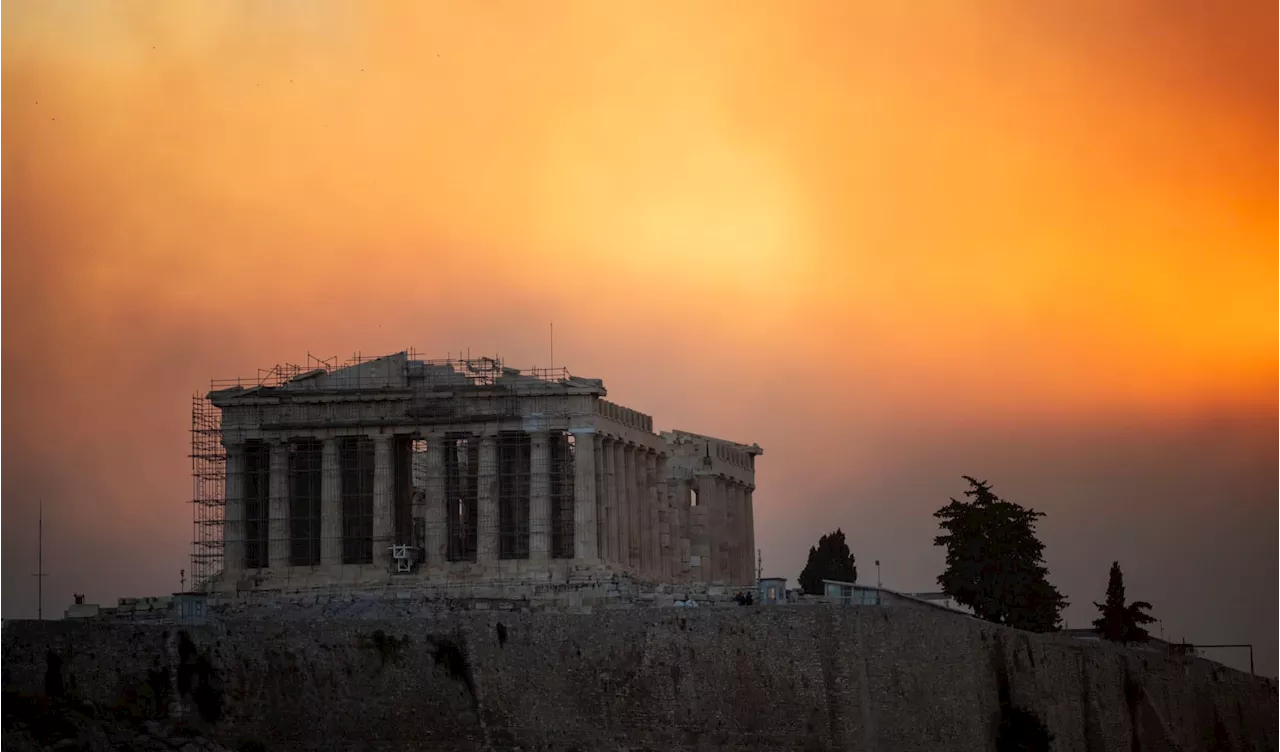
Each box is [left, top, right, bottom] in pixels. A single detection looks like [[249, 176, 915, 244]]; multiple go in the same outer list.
[[875, 560, 881, 606], [38, 500, 42, 619], [32, 499, 47, 620]]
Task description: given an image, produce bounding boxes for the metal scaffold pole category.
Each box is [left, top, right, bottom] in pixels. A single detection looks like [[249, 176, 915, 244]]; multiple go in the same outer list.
[[32, 499, 47, 620]]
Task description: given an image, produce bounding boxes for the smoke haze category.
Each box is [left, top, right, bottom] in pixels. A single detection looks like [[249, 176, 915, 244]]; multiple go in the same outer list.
[[4, 1, 1275, 674]]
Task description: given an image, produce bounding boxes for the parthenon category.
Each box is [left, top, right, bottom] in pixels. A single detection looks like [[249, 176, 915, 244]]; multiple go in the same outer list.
[[194, 352, 761, 593]]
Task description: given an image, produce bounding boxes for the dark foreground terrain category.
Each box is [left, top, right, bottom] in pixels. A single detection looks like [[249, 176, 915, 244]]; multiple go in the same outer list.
[[3, 606, 1276, 751], [2, 690, 240, 751]]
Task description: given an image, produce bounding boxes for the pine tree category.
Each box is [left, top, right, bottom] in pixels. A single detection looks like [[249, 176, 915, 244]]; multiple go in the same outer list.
[[934, 476, 1068, 632], [1092, 561, 1156, 644], [797, 528, 858, 595]]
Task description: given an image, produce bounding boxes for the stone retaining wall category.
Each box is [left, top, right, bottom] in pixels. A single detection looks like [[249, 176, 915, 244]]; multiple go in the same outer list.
[[3, 607, 1275, 751], [88, 579, 767, 624]]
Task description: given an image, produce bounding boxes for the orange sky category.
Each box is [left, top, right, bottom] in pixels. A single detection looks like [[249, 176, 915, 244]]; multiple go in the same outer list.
[[3, 1, 1276, 673]]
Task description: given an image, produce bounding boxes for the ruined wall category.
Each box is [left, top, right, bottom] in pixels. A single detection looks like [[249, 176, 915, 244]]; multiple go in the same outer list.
[[3, 608, 1275, 752]]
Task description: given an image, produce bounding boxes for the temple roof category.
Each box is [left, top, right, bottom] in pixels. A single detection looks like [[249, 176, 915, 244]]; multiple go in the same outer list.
[[209, 352, 606, 404]]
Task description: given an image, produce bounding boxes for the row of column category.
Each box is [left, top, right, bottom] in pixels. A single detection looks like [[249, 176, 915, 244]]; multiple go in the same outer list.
[[222, 431, 756, 585], [224, 430, 599, 575], [688, 474, 756, 585], [421, 430, 588, 565], [224, 436, 379, 574], [593, 435, 669, 580]]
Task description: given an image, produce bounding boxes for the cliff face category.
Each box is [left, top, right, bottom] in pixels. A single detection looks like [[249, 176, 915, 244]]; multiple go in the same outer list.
[[3, 607, 1275, 751]]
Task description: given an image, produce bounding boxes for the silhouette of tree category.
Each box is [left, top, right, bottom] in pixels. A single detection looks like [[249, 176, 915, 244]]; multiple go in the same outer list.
[[797, 528, 858, 595], [934, 476, 1067, 632], [1092, 561, 1156, 644]]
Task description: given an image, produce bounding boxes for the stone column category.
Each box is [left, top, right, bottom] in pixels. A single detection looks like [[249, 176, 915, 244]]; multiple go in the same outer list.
[[635, 448, 647, 573], [476, 435, 499, 564], [728, 482, 739, 583], [624, 445, 639, 570], [691, 478, 710, 582], [637, 448, 650, 576], [705, 475, 723, 583], [644, 450, 658, 578], [424, 437, 447, 566], [725, 480, 739, 584], [570, 428, 598, 562], [653, 453, 665, 577], [721, 481, 733, 584], [268, 440, 290, 570], [656, 454, 671, 581], [529, 431, 551, 562], [222, 441, 246, 576], [320, 438, 342, 567], [600, 438, 615, 564], [613, 441, 628, 570], [717, 477, 733, 584], [744, 484, 757, 583], [737, 483, 751, 583], [738, 484, 751, 583], [701, 473, 711, 585], [372, 435, 395, 570], [668, 479, 684, 580], [593, 434, 606, 564]]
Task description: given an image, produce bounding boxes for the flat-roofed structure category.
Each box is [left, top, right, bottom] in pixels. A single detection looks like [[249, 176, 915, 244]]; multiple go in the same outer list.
[[190, 352, 761, 594]]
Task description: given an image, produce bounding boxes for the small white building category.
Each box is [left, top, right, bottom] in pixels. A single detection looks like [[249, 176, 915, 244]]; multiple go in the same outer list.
[[64, 600, 100, 619], [174, 592, 210, 625], [820, 580, 976, 617], [757, 577, 787, 604]]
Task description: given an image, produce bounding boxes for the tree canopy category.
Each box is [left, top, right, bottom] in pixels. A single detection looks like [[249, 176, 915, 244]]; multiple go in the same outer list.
[[797, 528, 858, 595], [934, 476, 1067, 632], [1092, 561, 1156, 644]]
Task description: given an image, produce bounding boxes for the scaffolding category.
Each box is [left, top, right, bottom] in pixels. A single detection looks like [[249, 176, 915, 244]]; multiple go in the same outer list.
[[189, 396, 225, 590], [443, 434, 479, 562], [243, 440, 270, 569], [190, 352, 590, 592]]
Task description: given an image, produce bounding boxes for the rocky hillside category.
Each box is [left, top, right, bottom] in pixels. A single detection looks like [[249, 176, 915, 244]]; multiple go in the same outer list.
[[2, 691, 250, 752], [4, 607, 1276, 751]]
